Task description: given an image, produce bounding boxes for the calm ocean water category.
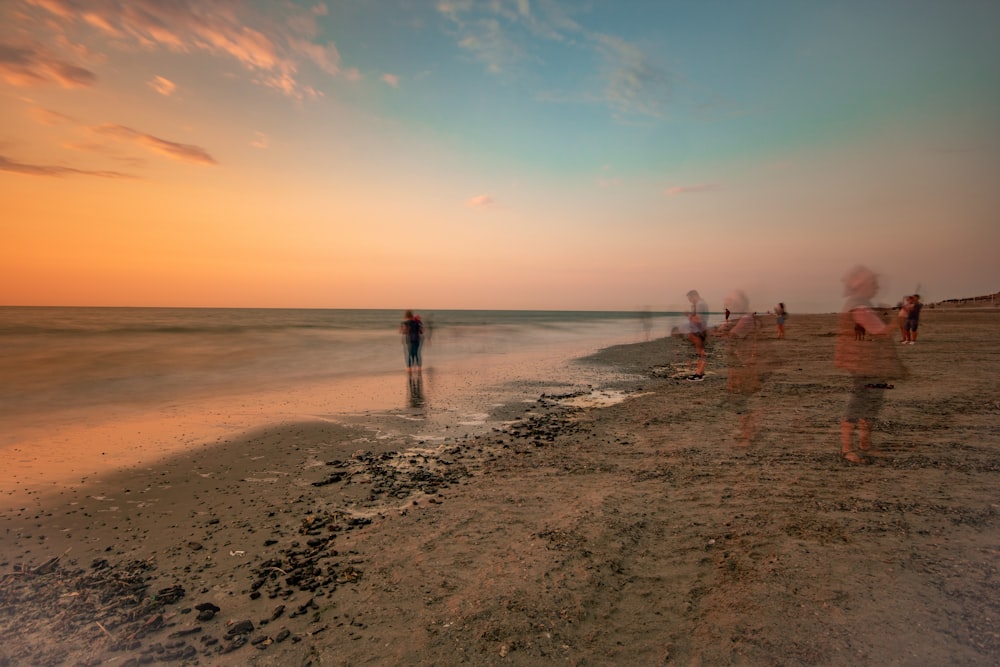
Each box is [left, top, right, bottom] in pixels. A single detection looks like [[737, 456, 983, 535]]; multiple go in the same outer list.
[[0, 307, 680, 429]]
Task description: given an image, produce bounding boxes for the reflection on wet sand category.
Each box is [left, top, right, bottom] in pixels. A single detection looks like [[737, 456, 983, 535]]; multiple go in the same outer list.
[[407, 371, 424, 409]]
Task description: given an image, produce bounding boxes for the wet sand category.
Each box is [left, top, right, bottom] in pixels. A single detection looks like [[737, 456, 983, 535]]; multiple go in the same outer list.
[[1, 310, 998, 666]]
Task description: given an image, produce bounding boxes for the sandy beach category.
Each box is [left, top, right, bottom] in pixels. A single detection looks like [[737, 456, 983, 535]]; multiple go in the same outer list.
[[2, 310, 998, 666]]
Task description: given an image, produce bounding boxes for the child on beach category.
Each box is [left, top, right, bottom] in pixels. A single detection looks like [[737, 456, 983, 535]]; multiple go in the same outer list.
[[834, 266, 907, 464]]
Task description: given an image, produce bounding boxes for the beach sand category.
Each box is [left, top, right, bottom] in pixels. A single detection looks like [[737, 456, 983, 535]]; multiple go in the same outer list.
[[2, 311, 998, 666]]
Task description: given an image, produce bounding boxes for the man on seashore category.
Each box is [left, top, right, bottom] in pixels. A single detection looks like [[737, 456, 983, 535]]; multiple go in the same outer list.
[[833, 266, 907, 464], [904, 294, 923, 344], [400, 310, 424, 373], [685, 290, 709, 381]]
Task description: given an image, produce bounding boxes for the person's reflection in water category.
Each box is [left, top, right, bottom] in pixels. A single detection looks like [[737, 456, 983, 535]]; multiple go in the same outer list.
[[407, 371, 425, 409]]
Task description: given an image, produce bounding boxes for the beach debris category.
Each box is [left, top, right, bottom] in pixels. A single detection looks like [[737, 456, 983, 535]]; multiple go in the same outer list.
[[0, 556, 193, 664], [195, 602, 221, 622], [0, 388, 598, 664], [225, 619, 255, 637]]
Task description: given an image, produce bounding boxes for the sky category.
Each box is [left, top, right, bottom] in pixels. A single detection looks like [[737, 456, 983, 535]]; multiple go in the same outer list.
[[1, 0, 998, 313]]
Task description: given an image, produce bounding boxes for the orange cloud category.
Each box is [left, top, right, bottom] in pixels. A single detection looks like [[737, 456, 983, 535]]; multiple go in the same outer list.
[[22, 0, 352, 100], [0, 42, 96, 88], [0, 153, 130, 178], [467, 194, 496, 209], [148, 75, 176, 96], [29, 106, 76, 125], [93, 123, 218, 166]]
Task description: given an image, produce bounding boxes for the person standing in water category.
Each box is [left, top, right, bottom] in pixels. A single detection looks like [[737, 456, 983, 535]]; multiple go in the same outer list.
[[775, 302, 787, 339], [400, 310, 424, 373]]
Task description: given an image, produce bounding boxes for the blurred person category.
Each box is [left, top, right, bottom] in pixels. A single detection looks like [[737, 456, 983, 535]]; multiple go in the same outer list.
[[400, 310, 424, 373], [685, 290, 710, 381], [896, 296, 912, 343], [639, 306, 653, 341], [834, 266, 907, 464], [904, 294, 923, 344], [721, 290, 763, 446], [774, 302, 788, 339]]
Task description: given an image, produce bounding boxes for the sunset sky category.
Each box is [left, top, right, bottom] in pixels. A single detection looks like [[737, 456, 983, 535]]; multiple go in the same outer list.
[[2, 0, 998, 312]]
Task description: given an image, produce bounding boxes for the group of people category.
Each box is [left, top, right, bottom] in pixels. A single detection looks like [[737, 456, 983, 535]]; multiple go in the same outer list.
[[684, 290, 786, 383], [683, 289, 785, 446], [404, 269, 914, 464], [684, 268, 913, 462]]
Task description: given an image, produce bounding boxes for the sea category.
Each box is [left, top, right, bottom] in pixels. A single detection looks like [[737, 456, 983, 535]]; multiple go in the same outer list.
[[0, 307, 682, 498]]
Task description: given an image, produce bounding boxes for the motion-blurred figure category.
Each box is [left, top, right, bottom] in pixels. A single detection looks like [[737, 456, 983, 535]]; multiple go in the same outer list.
[[685, 290, 709, 381], [896, 296, 911, 342], [400, 310, 424, 373], [834, 266, 907, 464], [775, 302, 787, 339], [639, 306, 653, 341], [721, 290, 763, 446], [904, 294, 922, 344]]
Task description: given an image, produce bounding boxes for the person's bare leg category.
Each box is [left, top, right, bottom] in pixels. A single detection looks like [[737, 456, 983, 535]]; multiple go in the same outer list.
[[857, 418, 872, 451], [689, 333, 706, 376], [738, 411, 759, 446], [841, 420, 861, 462]]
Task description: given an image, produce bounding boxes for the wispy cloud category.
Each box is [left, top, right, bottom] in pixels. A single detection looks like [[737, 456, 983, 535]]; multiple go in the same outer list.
[[381, 73, 399, 87], [665, 183, 720, 197], [0, 153, 130, 178], [148, 75, 176, 96], [435, 2, 673, 121], [250, 131, 268, 149], [593, 33, 670, 121], [63, 140, 147, 168], [458, 18, 525, 75], [466, 194, 496, 209], [438, 3, 533, 76], [0, 41, 96, 87], [29, 106, 76, 125], [15, 0, 355, 100], [92, 123, 218, 166]]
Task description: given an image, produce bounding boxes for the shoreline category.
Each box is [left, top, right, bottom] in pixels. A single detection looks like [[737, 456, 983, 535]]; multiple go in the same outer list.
[[1, 323, 649, 509], [2, 310, 998, 665]]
